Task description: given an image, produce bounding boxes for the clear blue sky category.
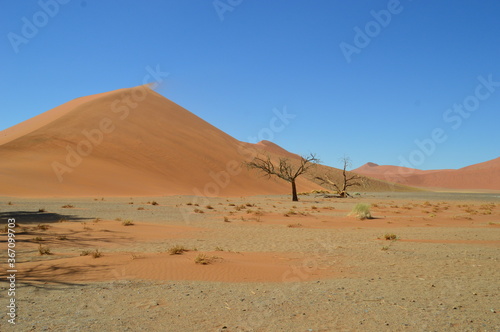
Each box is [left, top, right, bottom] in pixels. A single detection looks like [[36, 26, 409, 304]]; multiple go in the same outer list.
[[1, 0, 499, 170]]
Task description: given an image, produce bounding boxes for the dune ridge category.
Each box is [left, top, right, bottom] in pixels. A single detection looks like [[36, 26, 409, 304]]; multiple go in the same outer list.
[[354, 158, 500, 191]]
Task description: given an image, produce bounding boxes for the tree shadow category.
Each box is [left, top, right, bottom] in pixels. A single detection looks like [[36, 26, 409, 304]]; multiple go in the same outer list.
[[2, 262, 110, 289], [0, 211, 91, 225]]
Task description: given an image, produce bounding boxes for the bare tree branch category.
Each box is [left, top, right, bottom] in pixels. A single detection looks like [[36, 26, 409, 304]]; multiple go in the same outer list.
[[246, 153, 319, 201], [315, 156, 362, 198]]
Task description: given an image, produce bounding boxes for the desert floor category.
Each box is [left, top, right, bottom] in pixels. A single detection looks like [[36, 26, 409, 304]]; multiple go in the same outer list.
[[1, 192, 499, 331]]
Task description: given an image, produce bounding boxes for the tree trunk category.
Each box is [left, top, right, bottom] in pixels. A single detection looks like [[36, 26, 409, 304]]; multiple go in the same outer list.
[[291, 180, 298, 201]]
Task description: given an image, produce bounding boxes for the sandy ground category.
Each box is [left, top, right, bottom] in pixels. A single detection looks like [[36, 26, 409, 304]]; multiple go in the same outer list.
[[1, 192, 499, 331]]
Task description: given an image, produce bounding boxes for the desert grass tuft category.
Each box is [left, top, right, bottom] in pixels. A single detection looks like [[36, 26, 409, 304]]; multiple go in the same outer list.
[[168, 245, 188, 255], [350, 203, 373, 220], [194, 254, 212, 265], [38, 245, 52, 255], [81, 249, 102, 258], [384, 233, 398, 241], [122, 220, 134, 226]]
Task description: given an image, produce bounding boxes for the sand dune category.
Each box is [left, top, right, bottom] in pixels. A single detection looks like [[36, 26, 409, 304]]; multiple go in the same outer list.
[[0, 86, 323, 197], [1, 85, 418, 197], [354, 158, 500, 191]]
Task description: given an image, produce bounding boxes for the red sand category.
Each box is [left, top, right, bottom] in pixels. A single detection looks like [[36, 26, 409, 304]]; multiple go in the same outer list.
[[354, 158, 500, 191], [0, 86, 322, 197]]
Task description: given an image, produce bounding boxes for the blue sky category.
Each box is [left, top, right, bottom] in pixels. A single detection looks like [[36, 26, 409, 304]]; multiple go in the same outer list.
[[1, 0, 499, 170]]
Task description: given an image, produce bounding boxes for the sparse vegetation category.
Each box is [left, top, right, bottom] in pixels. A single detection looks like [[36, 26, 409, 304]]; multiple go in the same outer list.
[[384, 233, 398, 241], [122, 220, 134, 226], [235, 204, 246, 211], [464, 207, 478, 214], [206, 205, 214, 210], [287, 223, 303, 228], [81, 249, 102, 258], [32, 236, 44, 242], [223, 216, 230, 222], [56, 235, 68, 240], [92, 249, 102, 258], [61, 204, 74, 208], [311, 189, 331, 194], [214, 246, 224, 251], [151, 201, 159, 205], [194, 254, 213, 265], [194, 208, 204, 214], [137, 207, 145, 210], [453, 215, 473, 220], [36, 224, 50, 231], [168, 245, 188, 255], [38, 245, 52, 255], [350, 203, 373, 220], [38, 208, 46, 213]]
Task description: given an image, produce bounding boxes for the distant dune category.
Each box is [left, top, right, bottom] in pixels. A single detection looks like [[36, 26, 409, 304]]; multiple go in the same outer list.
[[0, 86, 413, 197], [354, 158, 500, 191]]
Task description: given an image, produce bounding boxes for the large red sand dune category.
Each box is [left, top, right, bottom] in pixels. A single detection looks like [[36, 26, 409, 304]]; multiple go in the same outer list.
[[0, 86, 325, 197], [0, 86, 419, 197], [354, 158, 500, 191]]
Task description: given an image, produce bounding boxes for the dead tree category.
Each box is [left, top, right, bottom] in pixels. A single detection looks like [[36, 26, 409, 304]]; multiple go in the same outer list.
[[246, 153, 319, 201], [316, 156, 361, 198]]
